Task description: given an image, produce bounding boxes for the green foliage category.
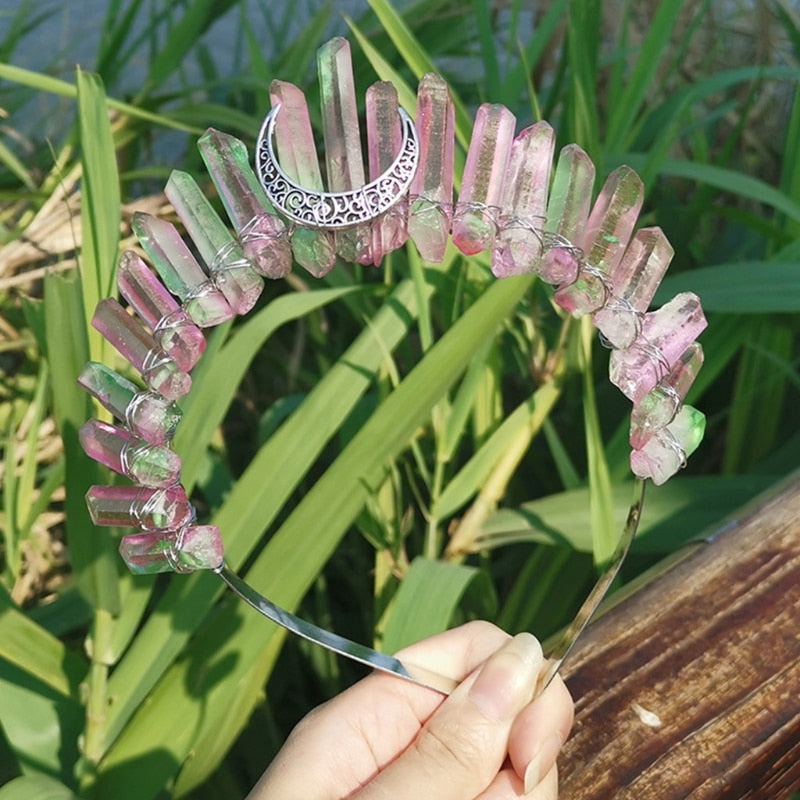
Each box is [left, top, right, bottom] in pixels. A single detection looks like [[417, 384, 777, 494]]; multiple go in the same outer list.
[[0, 1, 798, 797]]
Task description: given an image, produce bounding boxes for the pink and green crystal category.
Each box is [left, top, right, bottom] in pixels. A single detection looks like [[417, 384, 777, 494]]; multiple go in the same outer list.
[[86, 484, 193, 531], [492, 121, 555, 278], [609, 292, 707, 402], [269, 80, 336, 277], [555, 165, 643, 315], [132, 212, 234, 327], [317, 37, 372, 263], [119, 524, 224, 574], [630, 405, 705, 485], [366, 81, 409, 264], [408, 73, 455, 263], [80, 418, 181, 488], [452, 104, 516, 256], [165, 170, 264, 314], [629, 342, 704, 449], [118, 250, 206, 372], [541, 145, 595, 284], [198, 128, 292, 279], [78, 362, 181, 445], [91, 298, 191, 401], [593, 227, 674, 349]]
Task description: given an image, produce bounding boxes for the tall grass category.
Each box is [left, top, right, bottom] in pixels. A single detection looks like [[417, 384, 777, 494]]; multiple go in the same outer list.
[[0, 1, 798, 797]]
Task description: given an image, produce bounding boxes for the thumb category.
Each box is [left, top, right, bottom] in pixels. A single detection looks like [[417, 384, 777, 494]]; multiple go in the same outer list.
[[356, 633, 544, 800]]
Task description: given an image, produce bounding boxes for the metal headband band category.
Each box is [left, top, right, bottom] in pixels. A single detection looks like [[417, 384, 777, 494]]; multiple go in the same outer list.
[[254, 103, 419, 230]]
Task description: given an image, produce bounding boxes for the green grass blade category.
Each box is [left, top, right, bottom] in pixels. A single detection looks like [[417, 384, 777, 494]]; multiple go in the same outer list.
[[472, 0, 501, 100], [580, 318, 615, 567], [364, 0, 473, 148], [16, 361, 49, 536], [76, 69, 120, 362], [722, 319, 793, 473], [0, 774, 82, 800], [0, 63, 203, 134], [604, 1, 683, 148], [0, 585, 86, 699], [43, 271, 118, 614], [658, 158, 800, 223], [380, 557, 491, 653], [176, 286, 364, 490], [346, 18, 418, 119], [0, 660, 83, 789], [136, 0, 237, 97], [434, 379, 561, 520], [478, 475, 775, 554], [778, 81, 800, 242], [656, 261, 800, 313], [565, 0, 600, 158]]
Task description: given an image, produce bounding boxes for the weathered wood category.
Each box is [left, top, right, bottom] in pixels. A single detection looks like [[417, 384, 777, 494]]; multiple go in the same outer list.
[[558, 478, 800, 799]]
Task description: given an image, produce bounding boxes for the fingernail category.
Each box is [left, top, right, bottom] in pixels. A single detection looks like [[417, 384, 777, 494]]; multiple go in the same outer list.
[[523, 733, 563, 794], [468, 632, 542, 721]]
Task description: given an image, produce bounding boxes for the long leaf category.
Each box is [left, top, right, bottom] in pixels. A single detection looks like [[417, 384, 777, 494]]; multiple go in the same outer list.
[[656, 261, 800, 313], [0, 774, 83, 800], [364, 0, 473, 148], [43, 272, 118, 614], [177, 287, 362, 490], [0, 584, 86, 699], [434, 379, 561, 520], [604, 1, 683, 149], [476, 475, 776, 554], [0, 63, 203, 134], [76, 69, 120, 362], [380, 557, 491, 654]]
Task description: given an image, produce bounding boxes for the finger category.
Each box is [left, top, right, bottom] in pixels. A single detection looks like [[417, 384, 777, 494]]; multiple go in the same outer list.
[[472, 767, 522, 800], [354, 633, 544, 800], [470, 761, 560, 800], [506, 676, 573, 792], [246, 622, 510, 800], [522, 763, 559, 800]]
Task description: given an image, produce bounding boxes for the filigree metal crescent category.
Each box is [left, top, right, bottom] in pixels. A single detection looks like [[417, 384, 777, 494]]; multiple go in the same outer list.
[[255, 103, 419, 230]]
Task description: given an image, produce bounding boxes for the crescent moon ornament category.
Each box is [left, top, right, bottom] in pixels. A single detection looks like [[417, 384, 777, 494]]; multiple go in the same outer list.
[[255, 103, 419, 230]]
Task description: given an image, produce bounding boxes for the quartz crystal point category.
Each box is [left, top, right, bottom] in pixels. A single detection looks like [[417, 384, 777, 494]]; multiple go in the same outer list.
[[79, 418, 181, 488], [629, 342, 704, 449], [593, 227, 674, 349], [366, 81, 409, 264], [119, 525, 224, 574], [165, 170, 264, 314], [540, 145, 595, 284], [92, 298, 191, 401], [77, 362, 182, 445], [630, 405, 706, 485], [118, 250, 206, 372], [132, 212, 234, 327], [198, 128, 292, 279], [269, 80, 337, 277], [452, 104, 516, 255], [317, 37, 372, 263], [492, 121, 556, 277], [609, 292, 707, 402], [408, 73, 455, 263], [86, 484, 194, 531], [555, 165, 644, 315]]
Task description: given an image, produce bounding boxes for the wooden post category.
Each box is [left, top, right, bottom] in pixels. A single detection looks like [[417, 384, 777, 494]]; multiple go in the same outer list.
[[558, 478, 800, 799]]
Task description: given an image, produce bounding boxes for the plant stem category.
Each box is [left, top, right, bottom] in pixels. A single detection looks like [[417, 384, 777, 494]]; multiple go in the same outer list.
[[80, 607, 114, 790]]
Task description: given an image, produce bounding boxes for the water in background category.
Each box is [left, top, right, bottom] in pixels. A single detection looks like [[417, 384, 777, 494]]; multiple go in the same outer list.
[[0, 0, 367, 145]]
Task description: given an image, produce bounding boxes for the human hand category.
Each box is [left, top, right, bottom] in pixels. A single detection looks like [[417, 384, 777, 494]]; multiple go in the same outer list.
[[247, 621, 574, 799]]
